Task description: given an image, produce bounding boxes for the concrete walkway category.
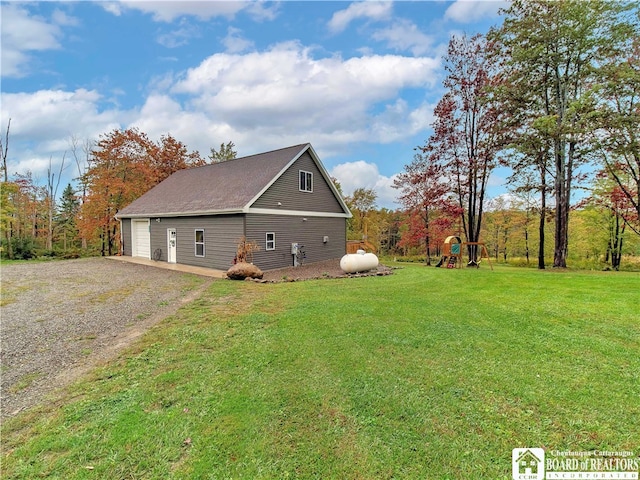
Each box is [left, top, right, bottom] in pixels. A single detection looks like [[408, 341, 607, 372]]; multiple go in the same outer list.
[[107, 255, 227, 278]]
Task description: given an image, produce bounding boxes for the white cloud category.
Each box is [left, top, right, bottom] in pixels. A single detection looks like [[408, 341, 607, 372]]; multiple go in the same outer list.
[[372, 19, 434, 56], [147, 71, 178, 93], [1, 34, 434, 200], [2, 89, 110, 137], [331, 160, 399, 209], [444, 0, 506, 24], [371, 100, 436, 143], [143, 42, 436, 157], [222, 27, 255, 54], [488, 169, 507, 188], [51, 9, 80, 27], [156, 20, 201, 48], [168, 43, 438, 152], [328, 1, 393, 34], [173, 42, 437, 106], [100, 2, 122, 17], [0, 83, 410, 206], [1, 89, 123, 179], [104, 1, 266, 22], [11, 156, 57, 184], [407, 102, 437, 133], [0, 4, 62, 77], [127, 94, 224, 157], [244, 1, 281, 22]]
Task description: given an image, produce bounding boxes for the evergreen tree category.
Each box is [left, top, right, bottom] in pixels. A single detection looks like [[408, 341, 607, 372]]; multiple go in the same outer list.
[[56, 183, 80, 251]]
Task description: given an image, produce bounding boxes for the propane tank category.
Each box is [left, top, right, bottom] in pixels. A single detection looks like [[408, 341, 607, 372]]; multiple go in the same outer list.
[[340, 251, 379, 273]]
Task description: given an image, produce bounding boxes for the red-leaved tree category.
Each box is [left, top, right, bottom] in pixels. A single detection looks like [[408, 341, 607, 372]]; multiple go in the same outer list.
[[394, 150, 459, 264], [422, 34, 501, 265]]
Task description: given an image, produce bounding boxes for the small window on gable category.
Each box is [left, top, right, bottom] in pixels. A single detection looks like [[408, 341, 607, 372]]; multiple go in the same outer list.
[[195, 229, 205, 257], [299, 170, 313, 192], [266, 232, 276, 251]]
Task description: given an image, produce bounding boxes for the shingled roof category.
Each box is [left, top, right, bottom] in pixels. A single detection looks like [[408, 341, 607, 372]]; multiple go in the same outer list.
[[116, 143, 345, 218]]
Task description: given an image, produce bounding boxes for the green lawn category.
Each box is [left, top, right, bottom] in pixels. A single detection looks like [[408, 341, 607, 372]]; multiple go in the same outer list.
[[2, 264, 639, 479]]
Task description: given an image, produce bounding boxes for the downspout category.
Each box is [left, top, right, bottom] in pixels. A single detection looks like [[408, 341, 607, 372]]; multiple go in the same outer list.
[[118, 218, 124, 255]]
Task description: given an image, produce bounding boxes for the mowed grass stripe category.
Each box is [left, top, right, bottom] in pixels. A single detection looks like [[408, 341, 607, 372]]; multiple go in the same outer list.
[[2, 265, 639, 479]]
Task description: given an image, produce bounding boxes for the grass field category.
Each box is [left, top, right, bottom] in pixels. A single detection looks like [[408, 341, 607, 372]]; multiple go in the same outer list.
[[2, 264, 639, 479]]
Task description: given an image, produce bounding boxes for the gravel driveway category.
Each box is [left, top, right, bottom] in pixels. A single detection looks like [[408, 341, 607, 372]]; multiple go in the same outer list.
[[1, 257, 212, 418]]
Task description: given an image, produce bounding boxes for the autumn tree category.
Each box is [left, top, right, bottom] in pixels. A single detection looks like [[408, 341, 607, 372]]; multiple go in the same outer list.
[[80, 128, 204, 256], [425, 34, 500, 265], [484, 196, 513, 261], [0, 180, 18, 259], [509, 188, 542, 266], [490, 0, 638, 267], [394, 150, 456, 264], [80, 129, 154, 255], [507, 157, 552, 269], [346, 187, 377, 242], [590, 36, 640, 236], [208, 141, 237, 163], [487, 51, 554, 269], [396, 207, 458, 260], [6, 171, 47, 258], [377, 209, 403, 256], [589, 171, 636, 269], [154, 134, 206, 183], [0, 121, 53, 256]]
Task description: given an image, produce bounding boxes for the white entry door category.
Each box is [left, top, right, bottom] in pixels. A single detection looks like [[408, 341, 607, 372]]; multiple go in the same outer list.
[[167, 228, 177, 263]]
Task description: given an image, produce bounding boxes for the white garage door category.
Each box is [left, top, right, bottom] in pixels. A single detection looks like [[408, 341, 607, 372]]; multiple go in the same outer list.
[[131, 219, 151, 259]]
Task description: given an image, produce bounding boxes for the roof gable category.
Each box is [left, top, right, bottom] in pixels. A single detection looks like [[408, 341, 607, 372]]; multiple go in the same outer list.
[[116, 143, 350, 218]]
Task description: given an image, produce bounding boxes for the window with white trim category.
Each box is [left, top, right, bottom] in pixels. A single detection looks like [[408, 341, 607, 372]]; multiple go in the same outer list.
[[299, 170, 313, 192], [195, 229, 205, 257], [266, 232, 276, 251]]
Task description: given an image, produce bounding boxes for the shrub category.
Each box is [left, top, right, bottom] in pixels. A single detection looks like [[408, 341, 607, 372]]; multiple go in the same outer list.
[[10, 238, 36, 260]]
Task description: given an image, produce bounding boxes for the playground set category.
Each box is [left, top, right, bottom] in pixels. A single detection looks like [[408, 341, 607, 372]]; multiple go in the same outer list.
[[435, 236, 493, 270]]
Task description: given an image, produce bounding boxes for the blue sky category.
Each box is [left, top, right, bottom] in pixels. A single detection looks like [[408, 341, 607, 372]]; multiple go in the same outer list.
[[1, 1, 508, 209]]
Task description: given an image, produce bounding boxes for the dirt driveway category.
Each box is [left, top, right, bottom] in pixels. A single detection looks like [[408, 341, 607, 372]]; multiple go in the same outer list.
[[1, 257, 213, 418]]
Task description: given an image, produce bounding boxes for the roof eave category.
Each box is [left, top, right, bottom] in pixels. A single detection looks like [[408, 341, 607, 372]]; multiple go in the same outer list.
[[115, 208, 245, 219]]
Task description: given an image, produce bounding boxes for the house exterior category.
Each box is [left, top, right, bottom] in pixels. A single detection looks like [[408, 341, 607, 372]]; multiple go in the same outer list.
[[115, 143, 352, 271]]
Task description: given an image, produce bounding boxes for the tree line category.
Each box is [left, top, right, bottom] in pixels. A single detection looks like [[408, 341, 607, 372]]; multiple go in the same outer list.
[[0, 125, 236, 259], [345, 188, 640, 271], [392, 0, 639, 269]]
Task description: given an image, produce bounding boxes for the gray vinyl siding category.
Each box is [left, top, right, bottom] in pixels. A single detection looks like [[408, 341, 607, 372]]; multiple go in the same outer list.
[[121, 219, 132, 256], [251, 152, 345, 213], [148, 215, 243, 270], [246, 214, 346, 271]]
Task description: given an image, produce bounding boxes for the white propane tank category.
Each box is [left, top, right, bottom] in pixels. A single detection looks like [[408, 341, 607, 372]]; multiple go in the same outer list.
[[340, 251, 379, 273]]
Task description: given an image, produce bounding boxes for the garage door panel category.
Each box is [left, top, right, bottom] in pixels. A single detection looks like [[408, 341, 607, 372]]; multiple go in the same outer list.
[[132, 220, 150, 259]]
